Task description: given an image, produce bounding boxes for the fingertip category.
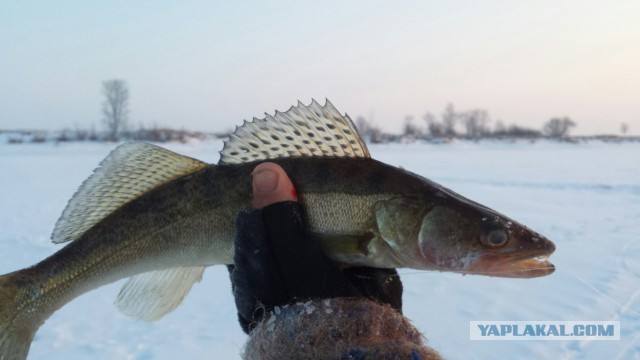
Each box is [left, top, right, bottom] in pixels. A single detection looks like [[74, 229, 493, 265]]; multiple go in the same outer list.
[[251, 162, 297, 209]]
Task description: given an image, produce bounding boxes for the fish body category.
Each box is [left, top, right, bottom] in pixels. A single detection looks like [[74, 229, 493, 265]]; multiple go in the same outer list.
[[0, 100, 555, 359]]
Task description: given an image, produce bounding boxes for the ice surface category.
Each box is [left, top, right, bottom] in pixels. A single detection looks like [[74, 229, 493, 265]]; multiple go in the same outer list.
[[0, 140, 638, 359]]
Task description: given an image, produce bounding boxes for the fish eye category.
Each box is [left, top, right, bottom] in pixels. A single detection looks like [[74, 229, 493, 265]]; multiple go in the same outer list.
[[481, 228, 509, 248]]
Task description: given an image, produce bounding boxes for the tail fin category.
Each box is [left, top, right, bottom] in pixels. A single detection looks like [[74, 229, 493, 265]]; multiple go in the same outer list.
[[0, 272, 40, 360]]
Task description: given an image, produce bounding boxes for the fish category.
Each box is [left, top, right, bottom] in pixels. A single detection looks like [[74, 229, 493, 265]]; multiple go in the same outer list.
[[0, 99, 555, 359]]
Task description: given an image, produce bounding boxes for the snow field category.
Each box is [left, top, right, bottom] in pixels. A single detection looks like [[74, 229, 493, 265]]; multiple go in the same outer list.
[[1, 140, 638, 359]]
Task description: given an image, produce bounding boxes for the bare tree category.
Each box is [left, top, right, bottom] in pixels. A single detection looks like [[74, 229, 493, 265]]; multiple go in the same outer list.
[[355, 116, 383, 143], [102, 79, 130, 141], [423, 111, 444, 137], [441, 103, 458, 137], [74, 123, 88, 141], [621, 123, 629, 135], [542, 117, 576, 138], [461, 109, 490, 139], [403, 115, 421, 138], [88, 123, 98, 141]]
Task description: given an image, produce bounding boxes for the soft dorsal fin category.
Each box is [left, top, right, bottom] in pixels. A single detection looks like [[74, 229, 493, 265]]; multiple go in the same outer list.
[[115, 266, 205, 322], [51, 142, 208, 243], [219, 99, 370, 164]]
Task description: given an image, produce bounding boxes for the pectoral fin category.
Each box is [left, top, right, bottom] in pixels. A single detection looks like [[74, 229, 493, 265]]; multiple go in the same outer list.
[[310, 232, 373, 258]]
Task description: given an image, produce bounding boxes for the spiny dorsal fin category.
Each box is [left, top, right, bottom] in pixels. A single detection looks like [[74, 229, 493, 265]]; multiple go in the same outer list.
[[115, 266, 205, 322], [52, 142, 208, 243], [219, 99, 370, 164]]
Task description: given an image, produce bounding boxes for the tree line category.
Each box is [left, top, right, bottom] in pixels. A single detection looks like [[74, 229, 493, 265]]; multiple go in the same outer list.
[[356, 103, 593, 144], [100, 81, 594, 143], [2, 79, 635, 144]]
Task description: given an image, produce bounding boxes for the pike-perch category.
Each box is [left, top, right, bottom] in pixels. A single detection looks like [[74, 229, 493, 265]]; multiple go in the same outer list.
[[0, 100, 555, 359]]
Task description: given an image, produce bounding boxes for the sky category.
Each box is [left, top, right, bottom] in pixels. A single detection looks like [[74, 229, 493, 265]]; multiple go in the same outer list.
[[1, 1, 639, 135]]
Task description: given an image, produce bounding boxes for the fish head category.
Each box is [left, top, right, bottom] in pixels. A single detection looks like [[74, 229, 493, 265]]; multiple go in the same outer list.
[[467, 212, 556, 278], [373, 192, 555, 278]]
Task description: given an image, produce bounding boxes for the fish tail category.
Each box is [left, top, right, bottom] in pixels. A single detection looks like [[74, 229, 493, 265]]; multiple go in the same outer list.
[[0, 271, 42, 360]]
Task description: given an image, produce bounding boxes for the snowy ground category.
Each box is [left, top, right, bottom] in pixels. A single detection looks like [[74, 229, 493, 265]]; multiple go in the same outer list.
[[1, 140, 638, 359]]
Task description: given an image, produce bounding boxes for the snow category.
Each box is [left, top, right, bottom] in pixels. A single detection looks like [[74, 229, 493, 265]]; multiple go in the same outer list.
[[1, 140, 638, 359]]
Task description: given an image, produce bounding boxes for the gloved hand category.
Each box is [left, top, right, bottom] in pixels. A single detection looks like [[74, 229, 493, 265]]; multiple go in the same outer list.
[[228, 162, 402, 333]]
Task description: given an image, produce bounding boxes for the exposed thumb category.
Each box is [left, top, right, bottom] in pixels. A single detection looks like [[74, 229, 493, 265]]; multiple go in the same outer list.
[[251, 162, 298, 209]]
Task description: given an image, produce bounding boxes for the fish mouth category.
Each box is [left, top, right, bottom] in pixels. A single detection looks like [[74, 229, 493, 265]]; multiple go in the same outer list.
[[465, 250, 556, 278], [485, 254, 554, 278]]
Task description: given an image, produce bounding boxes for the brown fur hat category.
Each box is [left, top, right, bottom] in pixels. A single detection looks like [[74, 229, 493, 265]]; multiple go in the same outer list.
[[242, 298, 442, 360]]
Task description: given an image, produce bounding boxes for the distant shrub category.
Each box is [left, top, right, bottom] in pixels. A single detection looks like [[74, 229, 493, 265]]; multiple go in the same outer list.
[[32, 132, 47, 143], [492, 125, 542, 138], [56, 130, 71, 142], [543, 117, 576, 138]]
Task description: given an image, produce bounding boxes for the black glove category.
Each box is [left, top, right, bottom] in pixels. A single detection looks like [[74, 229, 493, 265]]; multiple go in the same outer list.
[[228, 201, 402, 333]]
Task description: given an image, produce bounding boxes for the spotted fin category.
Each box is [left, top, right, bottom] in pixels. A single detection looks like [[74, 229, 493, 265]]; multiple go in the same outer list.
[[115, 266, 206, 322], [219, 99, 370, 164], [51, 142, 209, 243]]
